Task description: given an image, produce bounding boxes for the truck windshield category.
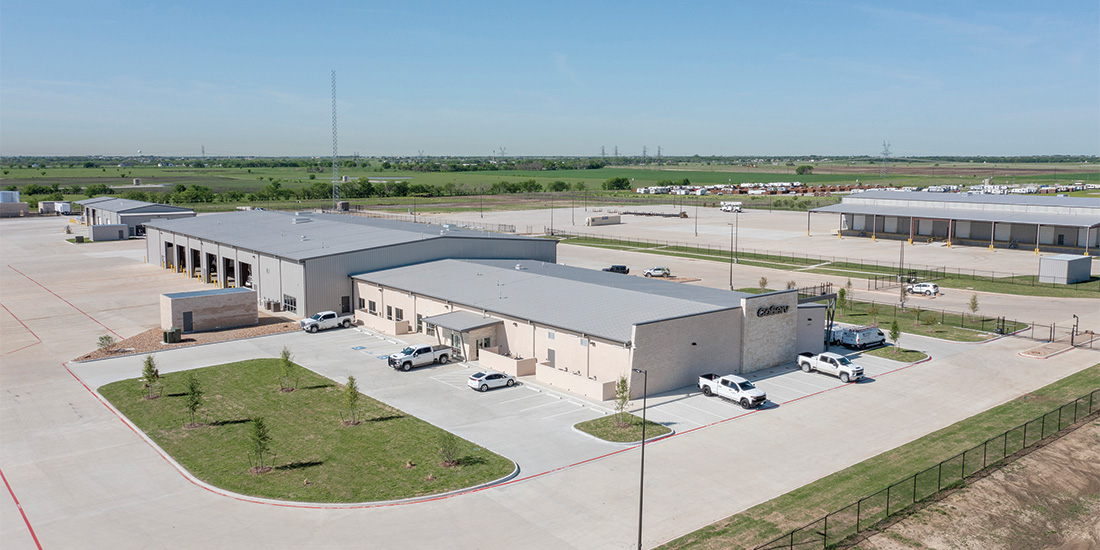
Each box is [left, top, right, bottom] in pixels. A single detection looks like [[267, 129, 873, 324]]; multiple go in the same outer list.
[[310, 313, 323, 320], [399, 347, 415, 355], [738, 381, 756, 390], [837, 357, 851, 365]]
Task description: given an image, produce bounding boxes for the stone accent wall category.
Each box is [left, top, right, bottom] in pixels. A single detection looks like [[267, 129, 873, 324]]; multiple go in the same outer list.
[[740, 290, 798, 373], [160, 289, 258, 332]]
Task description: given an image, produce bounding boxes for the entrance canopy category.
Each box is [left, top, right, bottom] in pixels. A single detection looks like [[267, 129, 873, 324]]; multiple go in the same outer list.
[[422, 311, 502, 332]]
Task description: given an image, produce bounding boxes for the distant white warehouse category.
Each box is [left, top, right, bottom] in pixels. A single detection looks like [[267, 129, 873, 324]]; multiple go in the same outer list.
[[814, 191, 1100, 254]]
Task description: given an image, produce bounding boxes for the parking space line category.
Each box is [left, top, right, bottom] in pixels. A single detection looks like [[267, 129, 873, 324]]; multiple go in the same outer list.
[[541, 404, 585, 419], [757, 379, 811, 397], [518, 400, 568, 413], [498, 392, 545, 405], [676, 401, 731, 419], [648, 408, 701, 428]]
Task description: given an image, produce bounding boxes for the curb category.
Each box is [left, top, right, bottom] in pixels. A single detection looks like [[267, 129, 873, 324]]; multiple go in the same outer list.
[[70, 327, 302, 364]]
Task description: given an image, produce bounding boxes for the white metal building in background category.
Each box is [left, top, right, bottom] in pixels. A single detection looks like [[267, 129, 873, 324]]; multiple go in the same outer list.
[[144, 210, 557, 317], [76, 197, 196, 236], [813, 191, 1100, 254]]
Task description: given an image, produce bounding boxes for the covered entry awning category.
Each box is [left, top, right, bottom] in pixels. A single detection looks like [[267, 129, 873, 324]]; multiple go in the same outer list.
[[422, 311, 502, 332]]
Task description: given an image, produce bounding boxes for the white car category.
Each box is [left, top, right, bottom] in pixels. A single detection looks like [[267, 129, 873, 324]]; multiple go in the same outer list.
[[906, 282, 939, 296], [467, 371, 516, 392], [643, 267, 672, 278]]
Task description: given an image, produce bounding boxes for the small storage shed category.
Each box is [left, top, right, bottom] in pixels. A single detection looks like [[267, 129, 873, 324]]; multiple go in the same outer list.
[[161, 287, 258, 332], [1038, 254, 1092, 285], [91, 224, 128, 241]]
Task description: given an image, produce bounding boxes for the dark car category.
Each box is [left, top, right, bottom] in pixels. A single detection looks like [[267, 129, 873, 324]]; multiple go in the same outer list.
[[602, 265, 629, 274]]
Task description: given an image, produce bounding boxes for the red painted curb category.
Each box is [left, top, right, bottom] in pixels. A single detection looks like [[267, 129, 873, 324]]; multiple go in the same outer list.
[[0, 301, 43, 357], [1, 466, 44, 550]]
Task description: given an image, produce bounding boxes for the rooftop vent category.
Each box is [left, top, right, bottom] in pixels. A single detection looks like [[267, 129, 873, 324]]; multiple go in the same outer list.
[[293, 216, 311, 224]]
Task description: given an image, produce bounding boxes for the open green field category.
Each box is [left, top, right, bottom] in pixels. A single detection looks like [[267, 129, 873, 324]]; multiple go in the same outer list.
[[98, 358, 513, 503], [658, 364, 1100, 550]]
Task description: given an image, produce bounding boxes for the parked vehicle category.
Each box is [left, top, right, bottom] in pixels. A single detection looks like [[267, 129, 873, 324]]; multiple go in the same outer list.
[[602, 265, 629, 274], [643, 266, 672, 278], [828, 324, 886, 349], [300, 311, 354, 333], [797, 352, 864, 383], [906, 282, 940, 295], [467, 370, 516, 392], [387, 344, 454, 371], [698, 373, 767, 409], [720, 201, 743, 213]]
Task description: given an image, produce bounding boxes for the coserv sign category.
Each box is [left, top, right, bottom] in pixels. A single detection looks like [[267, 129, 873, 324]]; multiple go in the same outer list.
[[756, 304, 790, 317]]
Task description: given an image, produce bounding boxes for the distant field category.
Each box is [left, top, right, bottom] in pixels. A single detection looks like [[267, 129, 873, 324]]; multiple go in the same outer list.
[[3, 162, 1095, 196]]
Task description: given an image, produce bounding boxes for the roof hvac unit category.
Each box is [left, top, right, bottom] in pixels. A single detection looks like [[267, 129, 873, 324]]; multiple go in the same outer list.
[[293, 216, 312, 224]]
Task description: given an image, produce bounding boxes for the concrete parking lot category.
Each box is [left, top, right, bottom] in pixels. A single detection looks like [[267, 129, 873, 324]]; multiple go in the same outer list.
[[4, 215, 1099, 550]]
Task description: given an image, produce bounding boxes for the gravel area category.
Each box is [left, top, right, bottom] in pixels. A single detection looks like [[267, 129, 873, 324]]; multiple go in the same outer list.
[[74, 314, 300, 362]]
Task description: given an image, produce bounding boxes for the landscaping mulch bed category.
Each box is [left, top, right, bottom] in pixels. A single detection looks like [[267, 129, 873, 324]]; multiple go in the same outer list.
[[74, 314, 299, 362]]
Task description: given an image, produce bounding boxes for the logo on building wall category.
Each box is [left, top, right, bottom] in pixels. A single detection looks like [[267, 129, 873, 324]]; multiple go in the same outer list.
[[756, 304, 790, 317]]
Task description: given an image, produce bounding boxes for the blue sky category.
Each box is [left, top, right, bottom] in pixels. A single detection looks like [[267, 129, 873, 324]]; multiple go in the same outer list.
[[2, 1, 1097, 157]]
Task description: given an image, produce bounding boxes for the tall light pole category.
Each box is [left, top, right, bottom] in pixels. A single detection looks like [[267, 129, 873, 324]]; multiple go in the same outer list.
[[549, 194, 554, 236], [728, 223, 735, 290], [631, 368, 649, 550], [735, 210, 740, 265], [694, 199, 699, 237]]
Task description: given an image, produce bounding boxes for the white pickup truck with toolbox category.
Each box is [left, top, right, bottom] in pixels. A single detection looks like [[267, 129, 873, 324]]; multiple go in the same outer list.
[[300, 311, 354, 333], [797, 352, 864, 383], [387, 344, 454, 371], [698, 373, 768, 409]]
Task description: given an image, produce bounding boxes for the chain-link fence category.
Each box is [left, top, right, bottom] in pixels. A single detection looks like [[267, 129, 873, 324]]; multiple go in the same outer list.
[[756, 389, 1100, 550]]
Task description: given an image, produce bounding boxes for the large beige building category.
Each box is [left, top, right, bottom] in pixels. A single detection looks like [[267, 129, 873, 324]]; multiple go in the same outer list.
[[352, 259, 825, 400]]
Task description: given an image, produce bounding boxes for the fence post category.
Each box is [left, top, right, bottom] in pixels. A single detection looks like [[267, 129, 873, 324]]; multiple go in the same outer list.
[[1023, 421, 1028, 447], [913, 473, 918, 503], [937, 462, 942, 490], [1004, 430, 1008, 460], [983, 439, 988, 468], [1041, 413, 1046, 439], [857, 498, 861, 531], [886, 485, 891, 516], [823, 515, 828, 549], [1059, 405, 1063, 431]]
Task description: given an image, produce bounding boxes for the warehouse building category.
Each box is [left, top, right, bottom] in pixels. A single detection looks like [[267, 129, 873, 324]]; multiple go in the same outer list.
[[813, 191, 1100, 254], [144, 210, 556, 317], [352, 259, 825, 399], [76, 197, 196, 236]]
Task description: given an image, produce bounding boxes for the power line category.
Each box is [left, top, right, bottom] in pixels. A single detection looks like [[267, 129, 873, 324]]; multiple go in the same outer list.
[[880, 140, 891, 178]]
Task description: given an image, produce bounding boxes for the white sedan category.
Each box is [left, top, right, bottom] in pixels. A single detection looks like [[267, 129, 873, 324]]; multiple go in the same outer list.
[[467, 371, 516, 392]]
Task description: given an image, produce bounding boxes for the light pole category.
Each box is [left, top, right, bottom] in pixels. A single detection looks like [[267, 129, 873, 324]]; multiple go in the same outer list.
[[694, 199, 699, 237], [630, 367, 649, 550], [728, 222, 735, 290], [735, 210, 740, 265], [550, 194, 554, 236]]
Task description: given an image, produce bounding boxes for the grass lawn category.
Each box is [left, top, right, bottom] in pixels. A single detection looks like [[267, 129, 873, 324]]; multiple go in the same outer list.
[[574, 413, 672, 443], [834, 300, 1020, 342], [658, 364, 1100, 550], [98, 359, 513, 503], [863, 346, 928, 363]]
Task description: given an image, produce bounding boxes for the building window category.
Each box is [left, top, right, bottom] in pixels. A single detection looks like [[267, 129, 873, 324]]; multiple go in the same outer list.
[[282, 294, 297, 313], [477, 336, 491, 349], [368, 300, 377, 315], [426, 323, 436, 336], [358, 297, 365, 309], [395, 308, 404, 322], [386, 305, 393, 320], [547, 330, 555, 340], [416, 314, 423, 332]]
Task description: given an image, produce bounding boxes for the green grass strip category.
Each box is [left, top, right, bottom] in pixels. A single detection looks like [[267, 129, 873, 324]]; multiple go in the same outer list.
[[574, 414, 672, 443], [99, 359, 513, 503]]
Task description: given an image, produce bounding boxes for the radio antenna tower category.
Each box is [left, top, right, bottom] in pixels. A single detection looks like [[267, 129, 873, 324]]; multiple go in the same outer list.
[[657, 145, 661, 163], [331, 70, 340, 209], [601, 146, 605, 159], [642, 145, 648, 164], [880, 140, 891, 178]]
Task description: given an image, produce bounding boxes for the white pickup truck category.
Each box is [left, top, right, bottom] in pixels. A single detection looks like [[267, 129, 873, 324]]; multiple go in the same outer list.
[[387, 344, 454, 371], [300, 311, 354, 333], [797, 352, 864, 383], [698, 373, 768, 409]]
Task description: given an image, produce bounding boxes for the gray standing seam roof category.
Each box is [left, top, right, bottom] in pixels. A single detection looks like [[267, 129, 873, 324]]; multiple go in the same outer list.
[[74, 197, 193, 213], [841, 190, 1100, 208], [352, 259, 752, 343], [144, 210, 542, 261]]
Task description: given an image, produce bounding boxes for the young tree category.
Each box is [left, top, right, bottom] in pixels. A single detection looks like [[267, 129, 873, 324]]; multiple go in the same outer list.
[[249, 417, 272, 472], [278, 347, 296, 392], [439, 432, 460, 467], [758, 276, 769, 292], [837, 288, 847, 311], [968, 294, 980, 320], [98, 334, 116, 353], [786, 280, 797, 290], [845, 279, 854, 309], [613, 375, 630, 428], [867, 303, 880, 323], [888, 320, 902, 354], [141, 355, 159, 399], [345, 376, 360, 425], [184, 372, 203, 426]]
